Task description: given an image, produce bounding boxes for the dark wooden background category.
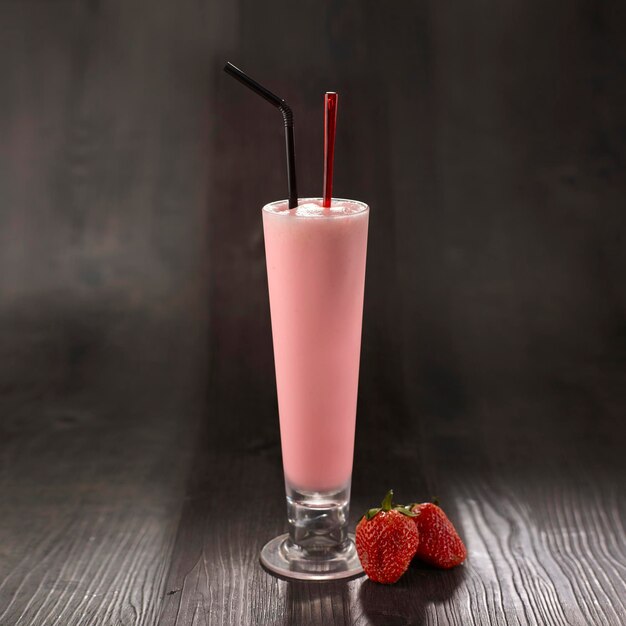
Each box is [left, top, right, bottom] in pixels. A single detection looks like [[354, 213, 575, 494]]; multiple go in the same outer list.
[[1, 1, 625, 624]]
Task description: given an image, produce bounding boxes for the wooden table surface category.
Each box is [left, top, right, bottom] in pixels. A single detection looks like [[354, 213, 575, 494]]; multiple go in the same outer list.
[[1, 1, 625, 624]]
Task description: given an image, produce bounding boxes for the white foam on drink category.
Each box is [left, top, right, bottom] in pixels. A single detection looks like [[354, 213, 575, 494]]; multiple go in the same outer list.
[[264, 198, 367, 217]]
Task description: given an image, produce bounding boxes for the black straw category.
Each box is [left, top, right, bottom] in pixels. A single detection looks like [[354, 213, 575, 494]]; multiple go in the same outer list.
[[224, 62, 298, 209]]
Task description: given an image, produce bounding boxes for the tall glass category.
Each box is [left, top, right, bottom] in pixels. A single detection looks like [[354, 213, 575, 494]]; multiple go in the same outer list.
[[260, 198, 369, 580]]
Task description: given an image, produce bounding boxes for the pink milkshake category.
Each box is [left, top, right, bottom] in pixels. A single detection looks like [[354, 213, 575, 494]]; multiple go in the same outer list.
[[263, 198, 369, 494], [224, 62, 365, 578]]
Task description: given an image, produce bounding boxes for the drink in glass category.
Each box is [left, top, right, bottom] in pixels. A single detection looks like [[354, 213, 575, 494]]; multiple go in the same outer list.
[[260, 197, 369, 580]]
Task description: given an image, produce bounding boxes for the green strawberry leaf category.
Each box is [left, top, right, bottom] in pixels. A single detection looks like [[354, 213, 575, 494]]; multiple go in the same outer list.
[[381, 490, 394, 511], [366, 507, 382, 520], [395, 506, 417, 517]]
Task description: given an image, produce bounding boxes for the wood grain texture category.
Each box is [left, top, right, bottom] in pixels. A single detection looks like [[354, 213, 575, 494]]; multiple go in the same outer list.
[[1, 0, 625, 624], [0, 0, 210, 623], [161, 0, 626, 624], [159, 386, 626, 625], [0, 306, 207, 626]]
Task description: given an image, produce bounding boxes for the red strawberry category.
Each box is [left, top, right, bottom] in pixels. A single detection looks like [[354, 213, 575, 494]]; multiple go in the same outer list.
[[409, 502, 466, 569], [356, 490, 419, 584]]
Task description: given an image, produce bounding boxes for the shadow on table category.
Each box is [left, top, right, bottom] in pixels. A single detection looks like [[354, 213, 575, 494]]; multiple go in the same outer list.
[[358, 563, 466, 625], [284, 579, 355, 624], [280, 564, 465, 625]]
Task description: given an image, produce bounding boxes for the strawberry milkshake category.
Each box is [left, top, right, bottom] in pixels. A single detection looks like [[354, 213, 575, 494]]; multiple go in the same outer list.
[[223, 61, 366, 579], [263, 200, 368, 493], [261, 198, 368, 576], [263, 198, 369, 494]]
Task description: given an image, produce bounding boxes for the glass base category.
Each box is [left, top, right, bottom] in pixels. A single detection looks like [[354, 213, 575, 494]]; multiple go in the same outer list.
[[260, 533, 364, 581]]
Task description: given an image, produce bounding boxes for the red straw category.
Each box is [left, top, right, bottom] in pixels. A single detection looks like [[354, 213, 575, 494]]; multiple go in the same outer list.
[[322, 92, 338, 209]]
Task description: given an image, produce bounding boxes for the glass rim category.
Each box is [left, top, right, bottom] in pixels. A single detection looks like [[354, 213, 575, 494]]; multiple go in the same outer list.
[[262, 197, 369, 219]]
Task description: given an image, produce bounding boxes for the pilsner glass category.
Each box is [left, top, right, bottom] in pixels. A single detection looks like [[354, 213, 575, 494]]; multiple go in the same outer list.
[[260, 198, 369, 580]]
